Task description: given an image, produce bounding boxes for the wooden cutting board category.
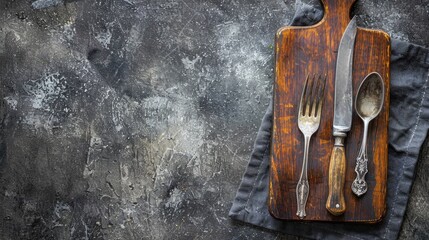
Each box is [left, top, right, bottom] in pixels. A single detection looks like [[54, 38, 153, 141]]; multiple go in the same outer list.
[[269, 0, 390, 222]]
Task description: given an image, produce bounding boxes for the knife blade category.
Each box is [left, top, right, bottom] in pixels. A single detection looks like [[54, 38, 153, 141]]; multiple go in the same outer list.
[[326, 16, 357, 216], [333, 17, 357, 135]]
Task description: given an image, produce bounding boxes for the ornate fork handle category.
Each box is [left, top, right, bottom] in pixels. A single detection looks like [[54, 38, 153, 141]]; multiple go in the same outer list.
[[296, 135, 311, 218]]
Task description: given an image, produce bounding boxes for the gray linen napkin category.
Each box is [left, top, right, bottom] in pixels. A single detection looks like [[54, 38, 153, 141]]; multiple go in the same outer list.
[[229, 4, 429, 240]]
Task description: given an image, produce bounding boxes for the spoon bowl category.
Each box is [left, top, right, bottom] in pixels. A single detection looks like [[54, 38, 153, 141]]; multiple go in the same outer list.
[[355, 73, 385, 121], [352, 72, 385, 196]]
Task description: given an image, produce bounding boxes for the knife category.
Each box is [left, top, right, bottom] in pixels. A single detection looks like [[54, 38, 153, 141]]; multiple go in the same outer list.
[[325, 16, 357, 216]]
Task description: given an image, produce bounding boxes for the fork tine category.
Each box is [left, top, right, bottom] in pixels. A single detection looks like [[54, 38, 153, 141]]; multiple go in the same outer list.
[[316, 74, 327, 117], [305, 74, 315, 116], [299, 74, 310, 116], [311, 75, 321, 117]]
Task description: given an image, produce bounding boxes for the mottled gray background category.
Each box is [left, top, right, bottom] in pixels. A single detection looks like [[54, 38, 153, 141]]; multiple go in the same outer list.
[[0, 0, 427, 239]]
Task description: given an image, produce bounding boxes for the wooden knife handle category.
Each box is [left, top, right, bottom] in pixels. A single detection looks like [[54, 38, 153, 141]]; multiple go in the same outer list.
[[326, 137, 347, 216]]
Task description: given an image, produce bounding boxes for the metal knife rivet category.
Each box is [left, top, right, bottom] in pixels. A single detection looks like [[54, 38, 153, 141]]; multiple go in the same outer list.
[[336, 204, 340, 208]]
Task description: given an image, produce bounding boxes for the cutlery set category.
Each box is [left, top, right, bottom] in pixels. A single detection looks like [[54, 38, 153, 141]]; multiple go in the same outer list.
[[269, 0, 390, 223], [295, 17, 385, 218]]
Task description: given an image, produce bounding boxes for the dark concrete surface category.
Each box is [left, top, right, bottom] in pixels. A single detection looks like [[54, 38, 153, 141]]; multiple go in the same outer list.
[[0, 0, 427, 239]]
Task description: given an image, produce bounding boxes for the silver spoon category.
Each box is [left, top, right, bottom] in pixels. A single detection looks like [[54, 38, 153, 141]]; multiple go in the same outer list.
[[352, 72, 385, 197]]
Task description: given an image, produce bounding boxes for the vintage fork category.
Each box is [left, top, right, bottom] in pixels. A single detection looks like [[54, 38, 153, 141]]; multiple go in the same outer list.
[[296, 74, 326, 219]]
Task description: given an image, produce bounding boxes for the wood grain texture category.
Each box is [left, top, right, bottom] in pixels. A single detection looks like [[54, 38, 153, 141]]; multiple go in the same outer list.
[[326, 145, 347, 216], [268, 0, 390, 222]]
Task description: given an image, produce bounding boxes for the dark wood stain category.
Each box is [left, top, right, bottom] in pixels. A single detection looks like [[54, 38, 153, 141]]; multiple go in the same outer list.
[[268, 0, 390, 222]]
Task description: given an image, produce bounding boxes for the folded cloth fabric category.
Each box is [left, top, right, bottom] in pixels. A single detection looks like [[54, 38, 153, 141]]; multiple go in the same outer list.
[[229, 4, 429, 240]]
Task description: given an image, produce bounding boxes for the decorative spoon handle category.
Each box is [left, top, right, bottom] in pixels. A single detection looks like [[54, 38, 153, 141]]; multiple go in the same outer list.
[[352, 119, 369, 196]]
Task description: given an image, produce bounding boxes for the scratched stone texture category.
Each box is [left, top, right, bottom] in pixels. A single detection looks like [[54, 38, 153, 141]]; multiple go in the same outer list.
[[0, 0, 427, 239]]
